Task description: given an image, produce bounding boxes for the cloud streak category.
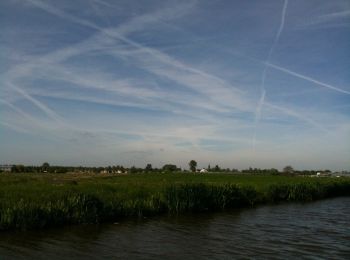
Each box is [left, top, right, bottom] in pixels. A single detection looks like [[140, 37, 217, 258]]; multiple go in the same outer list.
[[266, 62, 350, 95], [20, 0, 254, 115], [2, 0, 349, 169], [6, 82, 65, 124], [13, 0, 331, 135], [253, 0, 288, 151], [299, 9, 350, 29]]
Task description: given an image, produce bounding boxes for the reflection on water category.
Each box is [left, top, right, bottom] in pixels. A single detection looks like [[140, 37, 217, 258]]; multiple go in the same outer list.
[[1, 197, 350, 259]]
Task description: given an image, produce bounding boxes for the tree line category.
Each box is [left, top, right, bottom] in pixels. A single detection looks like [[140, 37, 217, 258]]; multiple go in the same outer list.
[[1, 161, 334, 175]]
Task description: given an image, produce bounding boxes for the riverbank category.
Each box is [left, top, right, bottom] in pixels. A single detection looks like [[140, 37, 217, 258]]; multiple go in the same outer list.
[[2, 197, 349, 258], [0, 173, 349, 231]]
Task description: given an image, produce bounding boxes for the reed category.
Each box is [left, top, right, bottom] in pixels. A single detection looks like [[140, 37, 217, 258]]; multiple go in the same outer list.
[[0, 173, 349, 230], [164, 184, 259, 212]]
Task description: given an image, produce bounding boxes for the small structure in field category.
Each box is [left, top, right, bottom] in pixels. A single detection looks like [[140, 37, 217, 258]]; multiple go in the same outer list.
[[0, 165, 12, 172], [316, 172, 332, 177]]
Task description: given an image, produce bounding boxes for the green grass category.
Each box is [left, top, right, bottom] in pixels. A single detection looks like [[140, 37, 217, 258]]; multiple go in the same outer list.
[[0, 172, 349, 230]]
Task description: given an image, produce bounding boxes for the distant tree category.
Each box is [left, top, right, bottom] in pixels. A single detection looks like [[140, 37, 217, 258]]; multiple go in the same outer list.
[[214, 164, 220, 172], [283, 165, 294, 174], [11, 165, 17, 173], [42, 162, 50, 172], [162, 164, 178, 172], [189, 160, 197, 172], [11, 164, 25, 173], [207, 164, 211, 171], [145, 163, 153, 171], [270, 168, 279, 175], [129, 166, 137, 173]]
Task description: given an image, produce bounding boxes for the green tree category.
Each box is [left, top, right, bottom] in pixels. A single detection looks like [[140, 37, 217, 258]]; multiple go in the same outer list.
[[11, 165, 25, 173], [162, 164, 178, 172], [270, 168, 279, 175], [189, 160, 197, 172], [129, 166, 137, 173], [283, 165, 294, 174], [145, 163, 153, 171], [214, 164, 220, 172], [42, 162, 50, 172]]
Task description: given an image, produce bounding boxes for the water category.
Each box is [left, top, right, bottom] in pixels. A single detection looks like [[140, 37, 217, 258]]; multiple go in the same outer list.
[[1, 197, 349, 259]]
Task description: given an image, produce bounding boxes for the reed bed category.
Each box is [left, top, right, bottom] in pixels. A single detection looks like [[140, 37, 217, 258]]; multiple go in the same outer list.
[[0, 173, 349, 230]]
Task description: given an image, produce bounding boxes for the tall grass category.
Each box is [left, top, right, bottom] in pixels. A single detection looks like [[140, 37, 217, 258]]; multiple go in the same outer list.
[[164, 184, 259, 212], [0, 173, 349, 230], [266, 181, 350, 202]]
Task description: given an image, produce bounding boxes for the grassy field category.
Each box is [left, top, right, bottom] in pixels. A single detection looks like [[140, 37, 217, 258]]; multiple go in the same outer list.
[[0, 172, 349, 231]]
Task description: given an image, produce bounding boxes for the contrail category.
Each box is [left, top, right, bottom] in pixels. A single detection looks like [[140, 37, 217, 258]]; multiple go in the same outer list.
[[7, 82, 64, 124], [225, 51, 350, 96], [264, 102, 330, 133], [267, 0, 289, 61], [26, 0, 101, 30], [253, 0, 288, 152], [0, 121, 30, 134], [0, 99, 36, 122], [266, 62, 350, 95]]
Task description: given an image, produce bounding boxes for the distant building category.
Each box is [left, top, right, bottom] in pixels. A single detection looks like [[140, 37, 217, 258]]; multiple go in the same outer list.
[[199, 168, 208, 173], [0, 165, 13, 172], [316, 172, 332, 177]]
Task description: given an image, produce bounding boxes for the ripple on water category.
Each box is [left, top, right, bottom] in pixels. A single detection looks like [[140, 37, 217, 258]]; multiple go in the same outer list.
[[0, 197, 350, 259]]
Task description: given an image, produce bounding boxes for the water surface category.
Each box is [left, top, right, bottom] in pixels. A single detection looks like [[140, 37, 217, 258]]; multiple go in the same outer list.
[[1, 197, 349, 259]]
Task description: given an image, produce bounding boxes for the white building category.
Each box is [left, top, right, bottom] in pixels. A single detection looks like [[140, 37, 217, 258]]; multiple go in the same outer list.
[[0, 165, 12, 172]]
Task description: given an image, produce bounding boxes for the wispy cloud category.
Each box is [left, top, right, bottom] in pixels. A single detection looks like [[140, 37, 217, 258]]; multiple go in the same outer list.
[[317, 10, 350, 21], [8, 0, 332, 135], [6, 82, 65, 124], [0, 98, 36, 122], [2, 0, 349, 169], [0, 121, 30, 134], [108, 45, 251, 112], [296, 7, 350, 30], [25, 0, 102, 30], [266, 62, 350, 95], [264, 102, 329, 133], [267, 0, 289, 62], [4, 0, 244, 148], [13, 0, 255, 117], [3, 0, 200, 125], [253, 0, 288, 152]]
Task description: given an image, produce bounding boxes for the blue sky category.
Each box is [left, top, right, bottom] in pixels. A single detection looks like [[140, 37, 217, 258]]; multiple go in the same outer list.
[[1, 0, 349, 170]]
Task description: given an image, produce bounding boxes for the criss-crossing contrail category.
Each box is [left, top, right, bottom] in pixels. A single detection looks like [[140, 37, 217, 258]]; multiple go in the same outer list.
[[253, 0, 289, 152], [8, 82, 64, 124], [266, 62, 350, 95]]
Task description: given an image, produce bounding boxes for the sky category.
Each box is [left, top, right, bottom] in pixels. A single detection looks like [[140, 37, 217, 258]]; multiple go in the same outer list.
[[1, 0, 350, 171]]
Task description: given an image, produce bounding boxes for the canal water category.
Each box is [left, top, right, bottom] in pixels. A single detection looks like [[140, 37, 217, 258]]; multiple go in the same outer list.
[[0, 197, 349, 259]]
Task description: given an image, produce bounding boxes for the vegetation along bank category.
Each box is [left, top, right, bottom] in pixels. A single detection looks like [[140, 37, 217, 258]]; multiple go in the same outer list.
[[0, 173, 349, 231]]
